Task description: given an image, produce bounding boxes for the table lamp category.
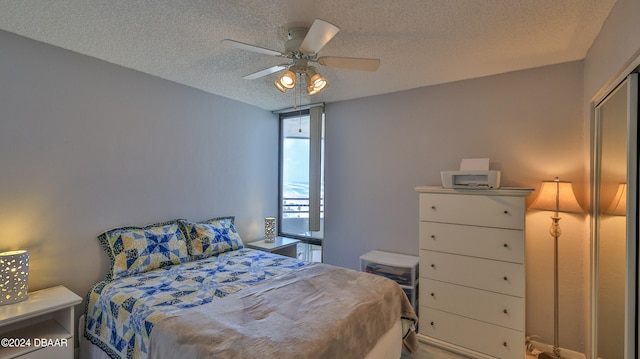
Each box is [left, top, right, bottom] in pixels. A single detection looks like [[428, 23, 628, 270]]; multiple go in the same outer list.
[[264, 217, 276, 243], [0, 250, 29, 305]]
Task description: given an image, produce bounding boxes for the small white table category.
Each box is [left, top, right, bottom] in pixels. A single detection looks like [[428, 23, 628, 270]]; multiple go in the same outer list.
[[246, 237, 300, 258], [0, 285, 82, 359], [360, 250, 419, 313]]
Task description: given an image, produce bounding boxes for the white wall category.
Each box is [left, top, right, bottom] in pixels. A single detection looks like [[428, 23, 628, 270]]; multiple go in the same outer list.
[[0, 30, 278, 306], [323, 62, 588, 352]]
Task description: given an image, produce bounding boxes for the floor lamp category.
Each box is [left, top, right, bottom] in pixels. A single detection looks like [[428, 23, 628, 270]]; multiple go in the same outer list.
[[530, 177, 583, 359]]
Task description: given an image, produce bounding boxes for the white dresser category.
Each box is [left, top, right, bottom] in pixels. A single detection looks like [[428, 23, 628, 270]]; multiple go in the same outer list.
[[415, 186, 532, 359]]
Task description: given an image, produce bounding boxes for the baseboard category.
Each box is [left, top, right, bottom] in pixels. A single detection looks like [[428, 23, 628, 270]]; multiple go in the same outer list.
[[529, 340, 586, 359]]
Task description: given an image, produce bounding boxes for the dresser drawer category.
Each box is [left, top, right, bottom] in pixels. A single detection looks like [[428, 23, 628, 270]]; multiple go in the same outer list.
[[420, 278, 524, 330], [419, 222, 524, 263], [419, 193, 525, 229], [420, 250, 524, 296], [419, 307, 524, 359]]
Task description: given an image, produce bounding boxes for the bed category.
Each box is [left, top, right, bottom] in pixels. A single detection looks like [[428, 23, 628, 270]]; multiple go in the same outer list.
[[81, 217, 418, 359]]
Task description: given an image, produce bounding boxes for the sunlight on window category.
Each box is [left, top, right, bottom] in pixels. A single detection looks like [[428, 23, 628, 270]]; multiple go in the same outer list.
[[279, 110, 324, 241]]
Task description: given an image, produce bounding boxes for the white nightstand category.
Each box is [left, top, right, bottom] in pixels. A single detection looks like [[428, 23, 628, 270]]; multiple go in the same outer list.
[[0, 285, 82, 359], [246, 237, 300, 258]]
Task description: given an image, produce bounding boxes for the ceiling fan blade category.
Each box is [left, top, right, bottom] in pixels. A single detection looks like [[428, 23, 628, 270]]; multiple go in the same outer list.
[[221, 39, 283, 57], [317, 56, 381, 72], [299, 19, 339, 54], [242, 65, 288, 80]]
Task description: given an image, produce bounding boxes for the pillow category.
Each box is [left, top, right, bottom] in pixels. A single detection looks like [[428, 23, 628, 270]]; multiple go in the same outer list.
[[98, 220, 191, 281], [178, 217, 244, 260]]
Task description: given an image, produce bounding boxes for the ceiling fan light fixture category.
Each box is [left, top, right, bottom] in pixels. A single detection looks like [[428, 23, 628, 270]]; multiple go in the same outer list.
[[306, 84, 323, 96], [310, 75, 327, 89], [278, 70, 297, 89], [274, 79, 288, 92], [305, 67, 327, 95]]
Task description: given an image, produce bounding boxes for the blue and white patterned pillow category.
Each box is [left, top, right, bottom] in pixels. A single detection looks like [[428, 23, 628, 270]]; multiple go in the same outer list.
[[98, 220, 191, 281], [178, 217, 244, 259]]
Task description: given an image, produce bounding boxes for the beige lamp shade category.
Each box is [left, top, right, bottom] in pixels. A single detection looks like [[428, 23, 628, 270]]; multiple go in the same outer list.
[[0, 250, 29, 305], [606, 183, 627, 216], [530, 178, 583, 213]]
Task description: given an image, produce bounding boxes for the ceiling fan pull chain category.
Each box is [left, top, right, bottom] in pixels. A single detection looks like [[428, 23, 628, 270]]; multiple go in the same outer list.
[[292, 79, 298, 110]]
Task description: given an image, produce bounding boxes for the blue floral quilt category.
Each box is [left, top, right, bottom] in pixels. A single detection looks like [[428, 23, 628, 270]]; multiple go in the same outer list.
[[84, 248, 308, 359]]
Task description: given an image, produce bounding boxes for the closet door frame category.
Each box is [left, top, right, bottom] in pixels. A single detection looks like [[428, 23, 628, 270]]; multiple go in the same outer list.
[[591, 72, 638, 359]]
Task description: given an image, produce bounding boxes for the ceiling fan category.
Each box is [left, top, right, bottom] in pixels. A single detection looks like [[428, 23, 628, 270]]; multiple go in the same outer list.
[[221, 19, 380, 96]]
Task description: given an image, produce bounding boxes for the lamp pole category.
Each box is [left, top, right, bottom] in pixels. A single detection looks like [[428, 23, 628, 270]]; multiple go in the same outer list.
[[540, 177, 563, 359], [550, 215, 562, 359]]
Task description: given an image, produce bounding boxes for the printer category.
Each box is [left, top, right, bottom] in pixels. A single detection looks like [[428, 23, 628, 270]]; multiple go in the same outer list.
[[440, 158, 501, 189], [440, 170, 501, 189]]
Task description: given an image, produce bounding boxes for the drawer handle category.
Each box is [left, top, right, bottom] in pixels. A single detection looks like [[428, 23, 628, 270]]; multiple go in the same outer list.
[[431, 234, 436, 239], [503, 309, 508, 314], [503, 210, 509, 214], [431, 206, 437, 210], [503, 341, 508, 347], [503, 276, 508, 281], [430, 321, 435, 326], [503, 243, 509, 248], [431, 264, 436, 269], [430, 292, 435, 297]]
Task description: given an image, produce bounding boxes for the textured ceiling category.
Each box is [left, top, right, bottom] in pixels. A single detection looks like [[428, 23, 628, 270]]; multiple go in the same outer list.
[[0, 0, 616, 111]]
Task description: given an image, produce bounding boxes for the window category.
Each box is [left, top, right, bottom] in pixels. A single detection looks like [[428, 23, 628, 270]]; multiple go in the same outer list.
[[278, 106, 324, 262]]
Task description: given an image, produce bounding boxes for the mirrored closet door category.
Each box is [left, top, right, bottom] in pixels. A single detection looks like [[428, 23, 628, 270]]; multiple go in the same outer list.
[[593, 72, 638, 359]]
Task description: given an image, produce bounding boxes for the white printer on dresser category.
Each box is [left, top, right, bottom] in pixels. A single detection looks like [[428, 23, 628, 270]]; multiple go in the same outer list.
[[415, 186, 532, 359]]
